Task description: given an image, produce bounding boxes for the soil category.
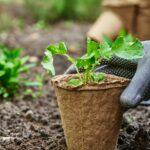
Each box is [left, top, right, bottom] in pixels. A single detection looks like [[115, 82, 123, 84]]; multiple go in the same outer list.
[[0, 22, 149, 150]]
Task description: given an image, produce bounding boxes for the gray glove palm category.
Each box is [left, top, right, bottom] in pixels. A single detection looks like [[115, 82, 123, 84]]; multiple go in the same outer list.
[[65, 41, 150, 108]]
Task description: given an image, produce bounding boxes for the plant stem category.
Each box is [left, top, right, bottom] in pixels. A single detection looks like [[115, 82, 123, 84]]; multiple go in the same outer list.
[[64, 54, 82, 81]]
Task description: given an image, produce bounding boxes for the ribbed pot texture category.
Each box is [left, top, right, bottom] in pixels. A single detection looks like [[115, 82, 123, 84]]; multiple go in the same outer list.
[[52, 74, 129, 150]]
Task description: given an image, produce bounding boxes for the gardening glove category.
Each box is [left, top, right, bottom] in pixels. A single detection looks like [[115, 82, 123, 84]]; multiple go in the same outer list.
[[120, 41, 150, 107], [64, 41, 150, 108]]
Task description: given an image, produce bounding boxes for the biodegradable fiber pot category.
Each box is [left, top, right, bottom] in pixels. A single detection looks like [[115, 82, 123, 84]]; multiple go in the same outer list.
[[52, 74, 129, 150]]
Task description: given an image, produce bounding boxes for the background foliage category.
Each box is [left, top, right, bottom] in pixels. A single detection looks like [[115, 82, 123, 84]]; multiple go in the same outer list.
[[24, 0, 102, 22], [0, 45, 42, 98], [0, 0, 102, 33]]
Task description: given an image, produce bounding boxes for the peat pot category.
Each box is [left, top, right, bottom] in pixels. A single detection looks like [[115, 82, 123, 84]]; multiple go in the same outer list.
[[52, 74, 129, 150]]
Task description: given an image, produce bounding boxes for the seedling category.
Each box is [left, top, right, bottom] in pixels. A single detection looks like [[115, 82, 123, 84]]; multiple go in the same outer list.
[[42, 32, 144, 87], [43, 32, 145, 149], [0, 45, 42, 98]]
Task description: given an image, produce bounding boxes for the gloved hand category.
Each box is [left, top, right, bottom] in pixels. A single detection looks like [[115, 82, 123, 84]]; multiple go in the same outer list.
[[120, 41, 150, 107], [65, 41, 150, 108]]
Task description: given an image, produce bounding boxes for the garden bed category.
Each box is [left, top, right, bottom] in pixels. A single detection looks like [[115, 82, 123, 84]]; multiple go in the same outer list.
[[0, 22, 149, 150]]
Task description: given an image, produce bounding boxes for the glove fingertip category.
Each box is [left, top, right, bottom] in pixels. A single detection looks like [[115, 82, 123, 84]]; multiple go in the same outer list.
[[120, 93, 141, 108]]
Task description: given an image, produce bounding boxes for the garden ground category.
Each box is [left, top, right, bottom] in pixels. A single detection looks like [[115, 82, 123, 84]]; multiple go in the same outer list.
[[0, 22, 150, 150]]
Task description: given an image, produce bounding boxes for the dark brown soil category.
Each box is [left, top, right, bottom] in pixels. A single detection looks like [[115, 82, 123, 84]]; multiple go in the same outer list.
[[0, 22, 149, 150]]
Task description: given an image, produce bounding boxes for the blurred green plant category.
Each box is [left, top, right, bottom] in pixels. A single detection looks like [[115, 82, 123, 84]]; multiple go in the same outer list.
[[74, 0, 102, 21], [0, 0, 13, 4], [24, 0, 65, 22], [32, 20, 51, 31], [0, 0, 102, 33], [0, 13, 25, 33], [24, 0, 102, 22], [0, 45, 42, 99]]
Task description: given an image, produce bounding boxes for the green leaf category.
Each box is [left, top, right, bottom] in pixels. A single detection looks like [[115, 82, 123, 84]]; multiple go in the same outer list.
[[76, 55, 95, 69], [9, 77, 19, 83], [0, 71, 5, 77], [5, 62, 14, 68], [47, 42, 67, 55], [47, 45, 58, 54], [124, 34, 134, 43], [128, 40, 144, 59], [99, 42, 112, 60], [59, 42, 67, 54], [67, 79, 83, 87], [0, 87, 5, 94], [21, 56, 29, 64], [102, 35, 112, 46], [41, 51, 55, 76], [86, 38, 101, 61], [92, 73, 105, 82], [119, 29, 126, 37], [76, 58, 87, 68], [4, 48, 22, 59], [87, 38, 99, 55], [3, 92, 9, 98], [112, 36, 144, 60], [112, 37, 124, 50], [18, 63, 36, 73], [24, 81, 42, 87]]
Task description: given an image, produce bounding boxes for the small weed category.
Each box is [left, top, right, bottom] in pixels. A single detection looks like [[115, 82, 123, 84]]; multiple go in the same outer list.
[[0, 45, 42, 99], [32, 20, 51, 31], [0, 13, 25, 33], [24, 0, 102, 22]]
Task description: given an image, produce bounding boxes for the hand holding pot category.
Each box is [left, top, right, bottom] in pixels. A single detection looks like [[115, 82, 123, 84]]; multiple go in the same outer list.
[[65, 41, 150, 108]]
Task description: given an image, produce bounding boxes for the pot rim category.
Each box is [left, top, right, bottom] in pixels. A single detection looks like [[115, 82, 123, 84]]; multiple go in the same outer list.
[[51, 74, 130, 91]]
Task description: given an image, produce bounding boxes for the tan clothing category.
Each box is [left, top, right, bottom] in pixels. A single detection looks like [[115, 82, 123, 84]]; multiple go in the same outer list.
[[103, 0, 150, 6], [88, 0, 150, 41], [103, 0, 139, 6]]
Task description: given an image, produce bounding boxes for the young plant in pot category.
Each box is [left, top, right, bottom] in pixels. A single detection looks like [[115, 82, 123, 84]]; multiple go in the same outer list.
[[42, 33, 144, 150]]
